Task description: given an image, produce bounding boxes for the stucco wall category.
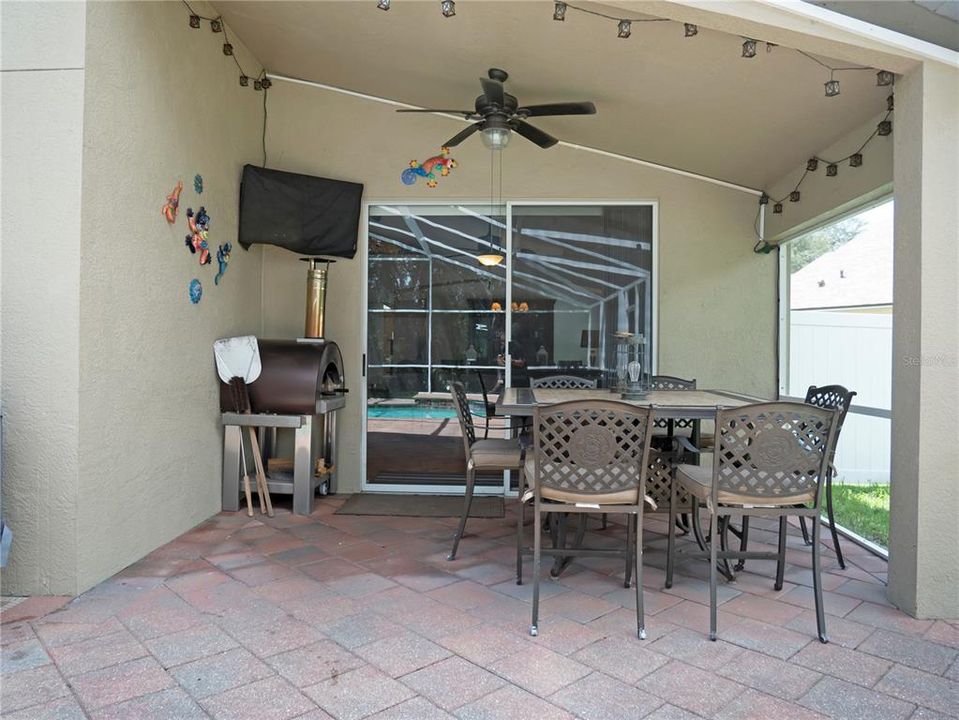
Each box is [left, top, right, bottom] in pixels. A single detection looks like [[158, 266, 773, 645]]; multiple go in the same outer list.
[[260, 80, 777, 494], [888, 60, 959, 619], [1, 1, 86, 595], [73, 1, 266, 592]]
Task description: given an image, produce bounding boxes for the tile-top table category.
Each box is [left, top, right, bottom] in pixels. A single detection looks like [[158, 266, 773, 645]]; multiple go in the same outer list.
[[497, 387, 766, 419]]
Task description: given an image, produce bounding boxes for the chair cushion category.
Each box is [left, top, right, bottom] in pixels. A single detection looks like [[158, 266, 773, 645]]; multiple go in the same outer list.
[[470, 438, 523, 470], [675, 463, 815, 507], [523, 458, 646, 506]]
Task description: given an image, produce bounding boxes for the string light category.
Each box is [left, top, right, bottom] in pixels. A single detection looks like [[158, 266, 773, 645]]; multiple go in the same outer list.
[[617, 20, 631, 38], [887, 94, 894, 111], [441, 0, 455, 18], [825, 73, 840, 97], [877, 70, 894, 86], [180, 1, 267, 97], [754, 103, 893, 243], [553, 2, 567, 21], [742, 39, 757, 58], [684, 23, 698, 37], [377, 0, 390, 10]]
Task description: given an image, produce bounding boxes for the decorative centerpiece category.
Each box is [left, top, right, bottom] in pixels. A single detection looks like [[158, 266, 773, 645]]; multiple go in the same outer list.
[[620, 333, 651, 400]]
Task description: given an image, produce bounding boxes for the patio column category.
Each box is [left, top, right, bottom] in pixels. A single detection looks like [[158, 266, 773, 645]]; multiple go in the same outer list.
[[887, 60, 959, 619]]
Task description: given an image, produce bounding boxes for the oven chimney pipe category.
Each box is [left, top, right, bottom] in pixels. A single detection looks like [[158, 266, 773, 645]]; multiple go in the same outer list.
[[302, 258, 332, 339]]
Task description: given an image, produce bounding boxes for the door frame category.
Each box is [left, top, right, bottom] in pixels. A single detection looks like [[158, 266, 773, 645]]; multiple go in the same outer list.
[[360, 199, 659, 494]]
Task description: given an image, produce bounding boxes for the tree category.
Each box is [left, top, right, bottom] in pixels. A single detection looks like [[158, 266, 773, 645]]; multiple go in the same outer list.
[[789, 216, 866, 273]]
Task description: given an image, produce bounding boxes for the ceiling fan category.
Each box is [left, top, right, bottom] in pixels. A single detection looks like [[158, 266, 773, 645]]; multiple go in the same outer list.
[[397, 68, 596, 151]]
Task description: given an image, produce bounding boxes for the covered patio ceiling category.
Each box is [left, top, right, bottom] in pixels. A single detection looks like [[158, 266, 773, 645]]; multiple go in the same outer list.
[[215, 0, 898, 189]]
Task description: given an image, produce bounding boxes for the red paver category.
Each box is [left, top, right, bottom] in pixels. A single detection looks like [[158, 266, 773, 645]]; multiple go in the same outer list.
[[6, 498, 945, 720]]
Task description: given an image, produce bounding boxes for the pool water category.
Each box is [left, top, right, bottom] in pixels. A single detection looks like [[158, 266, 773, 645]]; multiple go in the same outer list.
[[368, 405, 458, 420]]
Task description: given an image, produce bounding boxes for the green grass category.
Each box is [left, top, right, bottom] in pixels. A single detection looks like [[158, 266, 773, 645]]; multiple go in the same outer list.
[[830, 483, 890, 548]]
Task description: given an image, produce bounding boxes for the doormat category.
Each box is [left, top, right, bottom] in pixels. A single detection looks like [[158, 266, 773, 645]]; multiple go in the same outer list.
[[335, 493, 504, 518]]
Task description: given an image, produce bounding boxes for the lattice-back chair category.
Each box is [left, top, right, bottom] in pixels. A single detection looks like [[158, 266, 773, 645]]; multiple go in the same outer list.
[[530, 375, 598, 390], [803, 384, 857, 568], [448, 382, 525, 561], [527, 400, 657, 639], [473, 370, 529, 440], [649, 374, 699, 444], [666, 402, 839, 643]]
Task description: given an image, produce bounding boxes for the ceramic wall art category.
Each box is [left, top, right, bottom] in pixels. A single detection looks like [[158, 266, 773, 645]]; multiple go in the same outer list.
[[185, 207, 212, 265], [162, 180, 183, 223], [214, 242, 232, 285], [194, 174, 204, 194], [401, 147, 457, 188], [189, 278, 203, 304]]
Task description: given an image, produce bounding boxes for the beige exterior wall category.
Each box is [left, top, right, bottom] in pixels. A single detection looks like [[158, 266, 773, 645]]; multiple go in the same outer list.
[[73, 2, 267, 592], [260, 81, 777, 494], [1, 1, 267, 595], [1, 1, 86, 595], [888, 60, 959, 619]]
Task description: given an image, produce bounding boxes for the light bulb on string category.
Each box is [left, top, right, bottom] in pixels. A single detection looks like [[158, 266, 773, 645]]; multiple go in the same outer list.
[[824, 72, 840, 97], [684, 23, 697, 37], [441, 0, 455, 18], [617, 20, 631, 38], [377, 0, 390, 9], [742, 39, 757, 58], [553, 2, 567, 21]]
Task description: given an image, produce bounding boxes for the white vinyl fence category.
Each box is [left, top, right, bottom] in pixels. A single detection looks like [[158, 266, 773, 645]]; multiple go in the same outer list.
[[788, 309, 891, 485]]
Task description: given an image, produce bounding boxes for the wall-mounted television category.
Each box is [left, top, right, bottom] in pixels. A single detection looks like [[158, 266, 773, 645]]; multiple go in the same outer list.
[[238, 165, 363, 258]]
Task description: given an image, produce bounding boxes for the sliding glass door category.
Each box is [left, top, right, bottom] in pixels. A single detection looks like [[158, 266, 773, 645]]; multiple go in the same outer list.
[[364, 202, 655, 492], [507, 204, 655, 388]]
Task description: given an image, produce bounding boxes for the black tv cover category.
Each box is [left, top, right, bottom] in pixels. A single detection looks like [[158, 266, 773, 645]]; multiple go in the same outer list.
[[238, 165, 363, 258]]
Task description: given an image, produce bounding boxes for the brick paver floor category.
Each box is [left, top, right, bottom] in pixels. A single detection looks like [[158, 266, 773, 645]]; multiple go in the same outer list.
[[2, 497, 957, 719]]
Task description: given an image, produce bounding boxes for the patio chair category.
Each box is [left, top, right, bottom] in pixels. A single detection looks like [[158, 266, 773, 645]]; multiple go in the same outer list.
[[526, 400, 657, 639], [800, 384, 857, 568], [665, 402, 840, 643], [474, 370, 530, 440], [447, 381, 525, 561], [732, 384, 857, 572], [530, 375, 598, 389]]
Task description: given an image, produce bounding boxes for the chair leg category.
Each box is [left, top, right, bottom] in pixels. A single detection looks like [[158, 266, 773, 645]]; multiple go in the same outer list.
[[718, 516, 734, 581], [774, 515, 788, 591], [691, 498, 708, 551], [811, 516, 828, 643], [735, 516, 750, 572], [516, 497, 525, 585], [799, 514, 811, 545], [602, 513, 608, 530], [531, 504, 542, 637], [826, 477, 845, 570], [665, 475, 677, 589], [448, 465, 476, 561], [635, 513, 646, 639], [624, 513, 634, 588], [709, 507, 719, 641]]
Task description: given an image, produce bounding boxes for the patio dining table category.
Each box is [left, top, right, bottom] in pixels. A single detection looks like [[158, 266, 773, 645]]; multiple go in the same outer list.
[[497, 385, 769, 577], [496, 386, 766, 418]]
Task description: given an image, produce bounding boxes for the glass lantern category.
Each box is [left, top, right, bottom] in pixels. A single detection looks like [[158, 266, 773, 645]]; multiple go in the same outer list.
[[621, 333, 651, 399]]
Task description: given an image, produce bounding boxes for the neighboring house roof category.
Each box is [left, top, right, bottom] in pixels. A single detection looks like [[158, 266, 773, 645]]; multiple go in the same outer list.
[[790, 219, 893, 310]]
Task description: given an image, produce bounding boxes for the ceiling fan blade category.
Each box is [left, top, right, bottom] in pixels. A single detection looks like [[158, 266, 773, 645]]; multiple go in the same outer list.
[[444, 123, 481, 147], [511, 120, 558, 149], [479, 77, 504, 107], [396, 109, 475, 115], [517, 101, 596, 117]]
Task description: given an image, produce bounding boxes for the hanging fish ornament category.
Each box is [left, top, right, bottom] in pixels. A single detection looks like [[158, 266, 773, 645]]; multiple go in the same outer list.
[[162, 180, 183, 223]]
